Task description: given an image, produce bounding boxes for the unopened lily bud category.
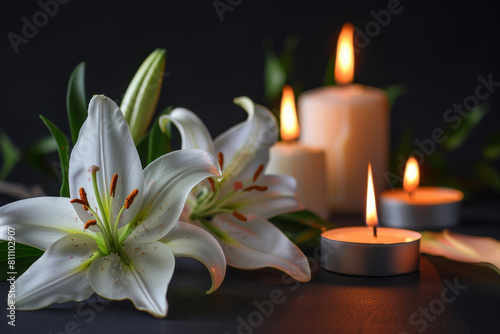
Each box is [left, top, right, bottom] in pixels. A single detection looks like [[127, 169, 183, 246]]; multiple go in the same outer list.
[[121, 48, 166, 142]]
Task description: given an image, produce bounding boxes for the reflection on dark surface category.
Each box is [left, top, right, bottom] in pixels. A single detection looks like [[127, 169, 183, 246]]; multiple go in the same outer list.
[[1, 254, 499, 334], [1, 202, 500, 333]]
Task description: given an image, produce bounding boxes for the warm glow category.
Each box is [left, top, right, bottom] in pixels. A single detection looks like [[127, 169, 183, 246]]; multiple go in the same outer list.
[[366, 163, 378, 227], [334, 23, 354, 85], [280, 85, 300, 141], [404, 157, 420, 194]]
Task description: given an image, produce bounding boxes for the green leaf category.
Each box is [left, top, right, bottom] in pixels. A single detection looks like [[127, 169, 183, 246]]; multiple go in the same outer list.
[[278, 35, 298, 77], [263, 39, 286, 102], [384, 84, 408, 109], [148, 107, 172, 164], [121, 49, 167, 142], [323, 48, 336, 86], [475, 162, 500, 193], [269, 210, 336, 246], [483, 132, 500, 160], [39, 116, 70, 197], [26, 136, 59, 155], [0, 130, 21, 180], [443, 104, 490, 151], [67, 62, 87, 146], [22, 136, 59, 179], [0, 241, 43, 281]]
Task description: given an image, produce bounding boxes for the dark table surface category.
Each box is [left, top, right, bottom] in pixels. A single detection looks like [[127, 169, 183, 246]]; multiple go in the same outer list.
[[1, 202, 500, 334]]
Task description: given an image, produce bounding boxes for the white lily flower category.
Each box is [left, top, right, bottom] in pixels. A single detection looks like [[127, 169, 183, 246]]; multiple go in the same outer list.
[[159, 96, 311, 282], [421, 229, 500, 274], [0, 95, 226, 318]]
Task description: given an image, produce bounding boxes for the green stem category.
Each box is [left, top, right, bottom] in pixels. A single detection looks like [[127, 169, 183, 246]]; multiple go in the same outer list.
[[113, 205, 126, 251], [91, 170, 114, 249]]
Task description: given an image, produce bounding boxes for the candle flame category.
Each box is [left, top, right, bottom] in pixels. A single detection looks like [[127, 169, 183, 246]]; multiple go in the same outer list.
[[366, 162, 378, 227], [334, 23, 354, 85], [280, 85, 300, 141], [404, 157, 420, 194]]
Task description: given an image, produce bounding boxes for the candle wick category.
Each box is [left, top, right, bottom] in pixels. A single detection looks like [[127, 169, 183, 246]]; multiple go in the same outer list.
[[407, 190, 414, 201], [373, 226, 377, 237]]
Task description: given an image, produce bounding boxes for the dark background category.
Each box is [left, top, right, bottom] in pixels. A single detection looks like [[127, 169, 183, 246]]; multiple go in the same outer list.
[[1, 0, 499, 198], [1, 2, 500, 333]]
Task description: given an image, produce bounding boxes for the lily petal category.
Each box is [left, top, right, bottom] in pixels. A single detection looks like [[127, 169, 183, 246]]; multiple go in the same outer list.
[[128, 149, 220, 243], [0, 197, 88, 250], [214, 97, 278, 183], [227, 174, 302, 219], [211, 214, 311, 282], [88, 241, 174, 318], [160, 222, 226, 294], [421, 229, 500, 273], [14, 234, 98, 310], [69, 95, 144, 228], [159, 108, 215, 154]]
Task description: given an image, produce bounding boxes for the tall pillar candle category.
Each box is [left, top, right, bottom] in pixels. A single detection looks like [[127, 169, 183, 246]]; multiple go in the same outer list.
[[298, 23, 389, 213]]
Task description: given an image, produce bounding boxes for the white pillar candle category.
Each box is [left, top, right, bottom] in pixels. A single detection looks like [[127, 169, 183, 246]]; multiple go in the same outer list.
[[267, 142, 328, 218], [298, 23, 389, 213], [266, 85, 328, 218], [299, 84, 389, 213]]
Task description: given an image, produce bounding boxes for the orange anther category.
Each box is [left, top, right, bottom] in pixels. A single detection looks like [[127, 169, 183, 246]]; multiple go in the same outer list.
[[218, 152, 224, 170], [243, 185, 268, 192], [110, 174, 118, 197], [207, 178, 215, 192], [70, 199, 86, 206], [253, 164, 264, 182], [79, 188, 89, 211], [232, 211, 247, 222], [124, 189, 139, 209], [84, 220, 97, 229]]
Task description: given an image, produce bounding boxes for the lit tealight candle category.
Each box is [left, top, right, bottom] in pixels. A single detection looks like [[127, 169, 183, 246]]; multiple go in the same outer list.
[[266, 85, 328, 218], [321, 163, 421, 276], [380, 157, 464, 230]]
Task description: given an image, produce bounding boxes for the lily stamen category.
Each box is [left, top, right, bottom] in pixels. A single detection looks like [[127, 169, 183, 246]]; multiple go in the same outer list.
[[79, 188, 90, 210], [243, 185, 268, 192], [207, 178, 215, 192], [110, 174, 118, 197], [218, 152, 224, 170], [253, 164, 264, 182], [124, 189, 139, 209], [70, 198, 87, 206], [84, 220, 97, 229], [232, 210, 247, 222]]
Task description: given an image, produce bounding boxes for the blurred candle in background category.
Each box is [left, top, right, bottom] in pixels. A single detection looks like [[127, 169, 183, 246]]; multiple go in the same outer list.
[[298, 23, 389, 214], [266, 85, 328, 218], [380, 157, 464, 230]]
